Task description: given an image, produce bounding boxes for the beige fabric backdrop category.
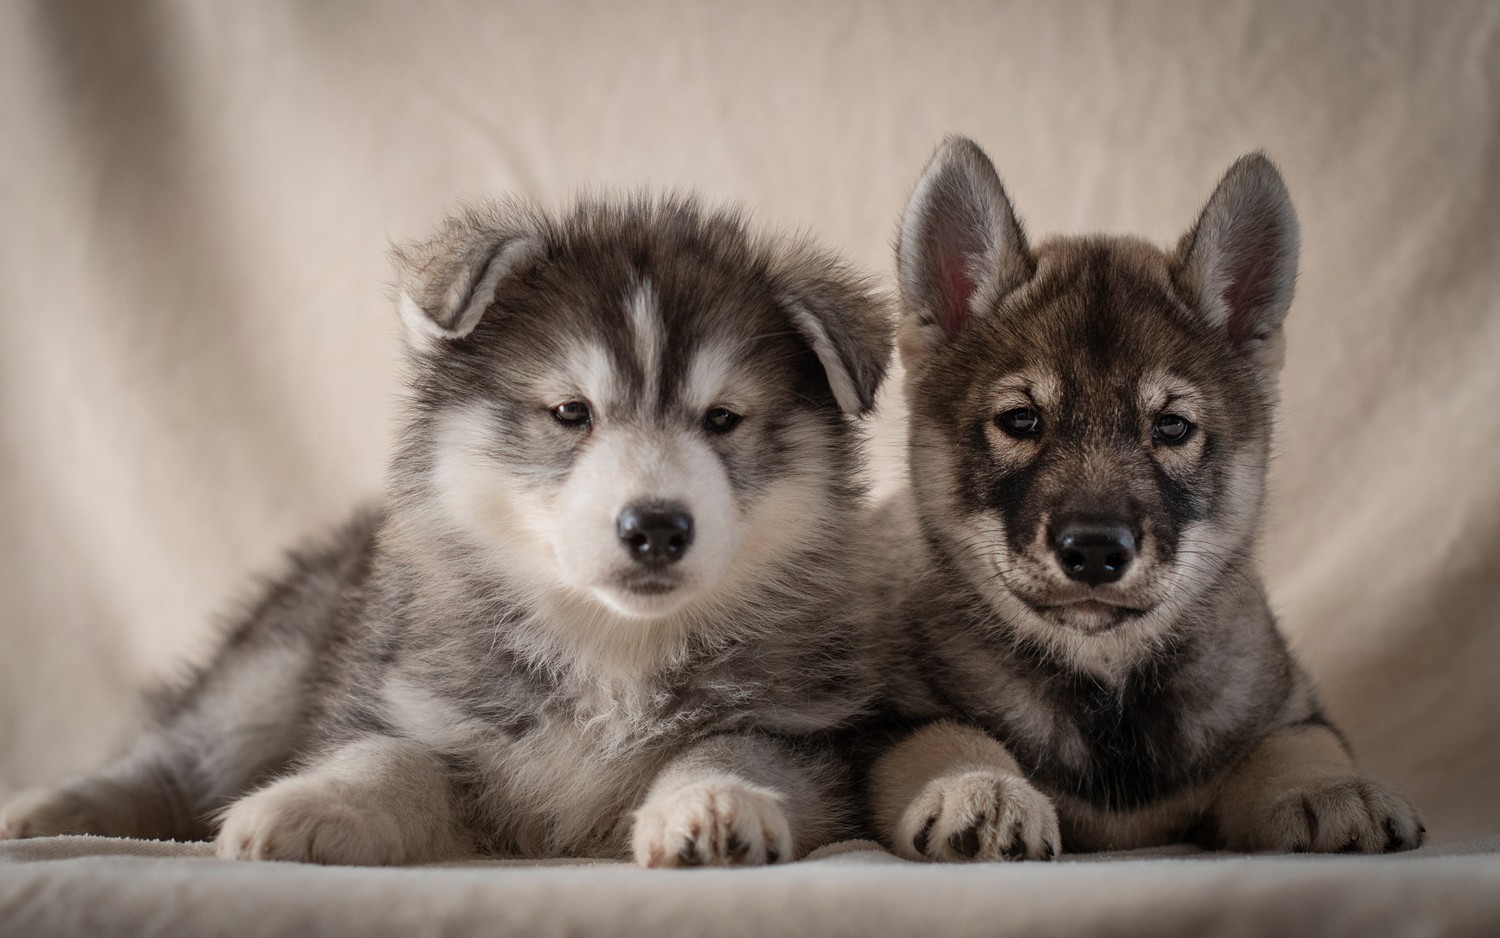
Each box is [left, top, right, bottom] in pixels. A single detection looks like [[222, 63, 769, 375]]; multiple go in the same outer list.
[[1, 0, 1496, 846]]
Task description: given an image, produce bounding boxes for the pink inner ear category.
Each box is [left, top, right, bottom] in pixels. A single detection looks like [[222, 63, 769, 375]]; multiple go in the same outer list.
[[940, 253, 975, 336], [935, 231, 976, 337], [1221, 248, 1276, 346]]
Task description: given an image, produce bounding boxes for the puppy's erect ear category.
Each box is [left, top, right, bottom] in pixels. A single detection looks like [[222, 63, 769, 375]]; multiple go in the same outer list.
[[771, 242, 894, 417], [1171, 154, 1300, 370], [896, 136, 1034, 358], [391, 205, 544, 343]]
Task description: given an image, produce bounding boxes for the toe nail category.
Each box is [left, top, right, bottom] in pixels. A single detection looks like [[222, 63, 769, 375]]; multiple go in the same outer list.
[[1383, 817, 1402, 852], [961, 827, 980, 857], [913, 816, 936, 856], [950, 827, 980, 858]]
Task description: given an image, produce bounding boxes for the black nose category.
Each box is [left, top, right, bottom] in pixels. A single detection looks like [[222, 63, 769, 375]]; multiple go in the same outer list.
[[1054, 522, 1136, 586], [617, 503, 694, 566]]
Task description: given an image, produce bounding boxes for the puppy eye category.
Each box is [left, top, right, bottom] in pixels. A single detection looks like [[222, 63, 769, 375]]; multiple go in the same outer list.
[[995, 407, 1041, 438], [1152, 413, 1194, 445], [704, 407, 743, 435], [552, 401, 592, 428]]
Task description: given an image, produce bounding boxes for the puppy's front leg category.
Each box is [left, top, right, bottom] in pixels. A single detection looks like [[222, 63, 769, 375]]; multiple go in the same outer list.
[[1214, 722, 1424, 853], [870, 720, 1059, 862], [216, 735, 468, 865], [632, 734, 839, 868]]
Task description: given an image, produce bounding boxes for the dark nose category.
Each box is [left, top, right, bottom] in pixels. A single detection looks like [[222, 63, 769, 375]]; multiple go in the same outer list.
[[1054, 522, 1136, 586], [616, 503, 694, 566]]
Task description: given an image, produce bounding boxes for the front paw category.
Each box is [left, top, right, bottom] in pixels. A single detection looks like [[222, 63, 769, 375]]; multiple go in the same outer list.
[[631, 777, 793, 868], [1228, 773, 1425, 853], [1, 787, 108, 840], [896, 769, 1060, 862], [215, 780, 406, 865]]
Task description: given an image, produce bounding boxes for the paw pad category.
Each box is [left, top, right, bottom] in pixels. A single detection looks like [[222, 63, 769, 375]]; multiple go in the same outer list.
[[632, 778, 793, 868], [896, 770, 1060, 863]]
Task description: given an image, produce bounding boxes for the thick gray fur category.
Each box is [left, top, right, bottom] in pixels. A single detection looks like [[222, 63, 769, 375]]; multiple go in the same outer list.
[[1, 195, 894, 867]]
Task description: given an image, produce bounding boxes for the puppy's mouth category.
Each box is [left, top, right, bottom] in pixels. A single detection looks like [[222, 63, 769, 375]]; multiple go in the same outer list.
[[619, 576, 680, 597], [594, 572, 693, 619], [1027, 597, 1148, 633]]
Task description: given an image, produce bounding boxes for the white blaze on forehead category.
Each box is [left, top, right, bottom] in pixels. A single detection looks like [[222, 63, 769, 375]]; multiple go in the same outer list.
[[683, 340, 744, 411], [534, 341, 618, 413], [627, 279, 663, 400]]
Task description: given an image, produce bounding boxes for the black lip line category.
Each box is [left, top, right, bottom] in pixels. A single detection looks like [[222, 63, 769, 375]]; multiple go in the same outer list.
[[1016, 594, 1147, 620], [993, 572, 1151, 623], [619, 581, 679, 597], [1051, 601, 1147, 617]]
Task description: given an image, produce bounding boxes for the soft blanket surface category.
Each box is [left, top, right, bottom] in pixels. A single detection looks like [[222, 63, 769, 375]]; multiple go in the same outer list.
[[5, 836, 1500, 938], [2, 0, 1497, 935]]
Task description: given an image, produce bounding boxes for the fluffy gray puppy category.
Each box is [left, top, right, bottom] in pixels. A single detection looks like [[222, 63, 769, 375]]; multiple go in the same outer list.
[[2, 196, 893, 868]]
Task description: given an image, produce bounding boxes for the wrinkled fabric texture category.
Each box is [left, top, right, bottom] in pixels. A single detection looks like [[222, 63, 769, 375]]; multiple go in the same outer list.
[[1, 1, 1496, 934], [3, 836, 1500, 938]]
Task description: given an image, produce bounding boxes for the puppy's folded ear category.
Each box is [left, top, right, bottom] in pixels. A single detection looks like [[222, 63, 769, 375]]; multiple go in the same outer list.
[[390, 204, 545, 343], [896, 136, 1035, 361], [1171, 154, 1300, 372], [771, 242, 894, 417]]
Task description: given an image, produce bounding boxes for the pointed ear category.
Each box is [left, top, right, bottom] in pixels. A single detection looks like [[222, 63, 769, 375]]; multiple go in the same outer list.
[[772, 242, 894, 417], [1171, 154, 1300, 368], [390, 205, 544, 343], [896, 136, 1034, 358]]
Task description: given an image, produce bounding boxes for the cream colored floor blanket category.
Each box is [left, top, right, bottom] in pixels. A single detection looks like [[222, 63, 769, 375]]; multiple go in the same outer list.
[[3, 836, 1499, 937], [2, 2, 1497, 935]]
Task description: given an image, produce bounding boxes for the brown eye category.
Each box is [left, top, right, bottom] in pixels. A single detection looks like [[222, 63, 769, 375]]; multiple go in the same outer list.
[[996, 407, 1041, 438], [704, 407, 743, 435], [552, 401, 592, 428], [1152, 413, 1194, 445]]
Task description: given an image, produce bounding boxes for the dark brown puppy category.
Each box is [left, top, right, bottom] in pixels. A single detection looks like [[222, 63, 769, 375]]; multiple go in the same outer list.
[[867, 137, 1423, 860]]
